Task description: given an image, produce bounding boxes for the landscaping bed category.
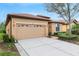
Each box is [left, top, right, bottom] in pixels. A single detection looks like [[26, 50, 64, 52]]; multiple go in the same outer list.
[[53, 32, 79, 45], [0, 22, 20, 56], [0, 42, 20, 56], [0, 32, 20, 56]]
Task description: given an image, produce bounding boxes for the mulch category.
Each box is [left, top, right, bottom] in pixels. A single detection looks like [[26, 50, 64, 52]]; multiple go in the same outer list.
[[0, 43, 20, 56]]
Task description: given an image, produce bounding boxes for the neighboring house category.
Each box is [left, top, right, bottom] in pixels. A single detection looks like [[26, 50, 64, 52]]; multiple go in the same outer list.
[[6, 14, 69, 40]]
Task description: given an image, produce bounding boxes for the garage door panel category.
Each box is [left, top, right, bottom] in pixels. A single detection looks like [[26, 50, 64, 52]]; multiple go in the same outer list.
[[15, 24, 47, 39]]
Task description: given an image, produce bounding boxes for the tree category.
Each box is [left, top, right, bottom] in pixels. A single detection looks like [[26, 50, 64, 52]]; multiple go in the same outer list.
[[0, 22, 6, 33], [45, 3, 79, 35]]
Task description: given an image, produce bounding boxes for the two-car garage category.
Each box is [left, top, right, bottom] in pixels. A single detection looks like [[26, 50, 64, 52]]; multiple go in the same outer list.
[[6, 14, 50, 40]]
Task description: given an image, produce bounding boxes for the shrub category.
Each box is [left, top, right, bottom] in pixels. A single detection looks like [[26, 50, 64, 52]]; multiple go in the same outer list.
[[3, 34, 9, 43], [10, 36, 15, 43], [48, 32, 52, 38], [6, 43, 15, 48], [72, 29, 79, 35], [58, 33, 78, 40], [53, 32, 58, 36], [54, 32, 66, 36], [53, 32, 78, 40], [3, 34, 15, 43]]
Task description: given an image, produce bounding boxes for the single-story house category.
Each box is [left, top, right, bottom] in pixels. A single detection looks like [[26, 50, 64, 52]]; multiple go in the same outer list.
[[6, 14, 69, 40], [6, 14, 50, 40]]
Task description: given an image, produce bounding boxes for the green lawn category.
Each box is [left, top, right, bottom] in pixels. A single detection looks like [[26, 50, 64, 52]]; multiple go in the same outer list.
[[0, 33, 4, 39], [0, 51, 17, 56]]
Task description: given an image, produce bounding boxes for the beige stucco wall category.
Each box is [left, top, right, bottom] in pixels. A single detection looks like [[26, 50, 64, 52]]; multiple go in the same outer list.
[[50, 23, 69, 33], [12, 17, 49, 39], [48, 23, 52, 33], [6, 20, 11, 37], [61, 24, 68, 32], [51, 23, 56, 33]]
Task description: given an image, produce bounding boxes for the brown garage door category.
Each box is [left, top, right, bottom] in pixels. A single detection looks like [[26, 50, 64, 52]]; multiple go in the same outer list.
[[16, 23, 47, 39]]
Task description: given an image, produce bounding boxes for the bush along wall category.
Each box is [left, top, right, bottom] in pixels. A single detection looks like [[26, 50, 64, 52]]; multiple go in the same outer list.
[[3, 34, 15, 43], [54, 32, 78, 40], [72, 29, 79, 35], [53, 32, 66, 36], [58, 34, 77, 40]]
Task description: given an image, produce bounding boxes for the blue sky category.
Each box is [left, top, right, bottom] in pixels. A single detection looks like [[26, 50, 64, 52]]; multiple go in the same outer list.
[[0, 3, 61, 23], [1, 3, 79, 23]]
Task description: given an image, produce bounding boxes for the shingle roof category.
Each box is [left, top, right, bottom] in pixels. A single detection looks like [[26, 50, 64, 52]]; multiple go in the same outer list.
[[7, 14, 51, 21], [49, 20, 68, 25], [6, 13, 69, 26], [6, 14, 52, 26]]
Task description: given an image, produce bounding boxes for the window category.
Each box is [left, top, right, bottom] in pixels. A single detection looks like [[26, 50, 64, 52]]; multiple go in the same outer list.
[[56, 23, 60, 32], [16, 23, 21, 27], [16, 23, 46, 28], [34, 24, 36, 27], [21, 24, 24, 27], [37, 25, 39, 27], [25, 24, 28, 27]]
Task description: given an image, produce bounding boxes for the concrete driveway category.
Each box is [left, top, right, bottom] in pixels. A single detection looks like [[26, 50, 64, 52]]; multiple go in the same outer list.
[[17, 37, 79, 56]]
